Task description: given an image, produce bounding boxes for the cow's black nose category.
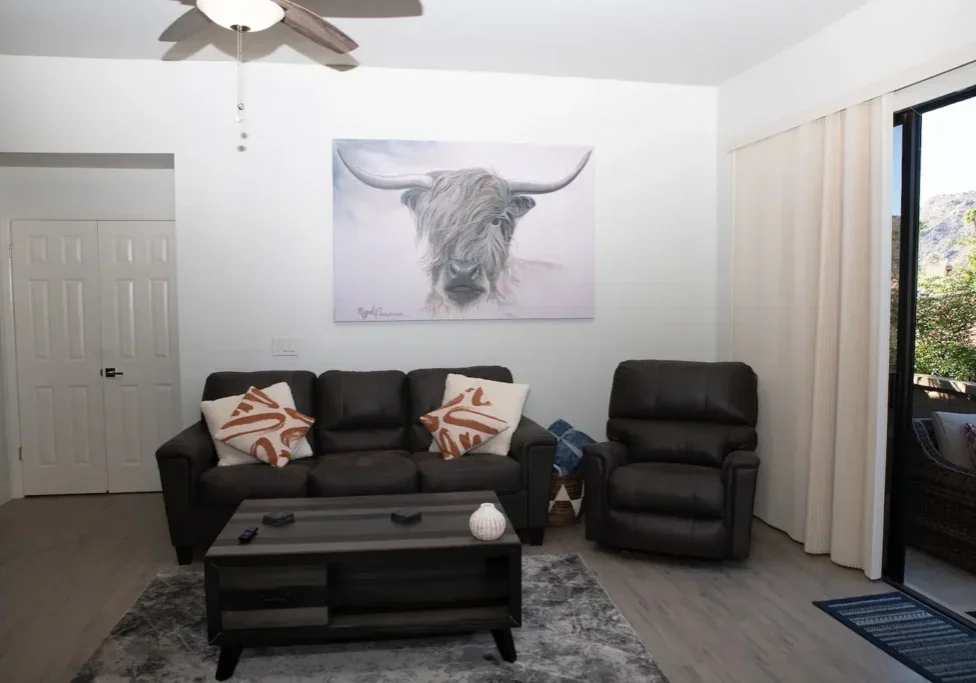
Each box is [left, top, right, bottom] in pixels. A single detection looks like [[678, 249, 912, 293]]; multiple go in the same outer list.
[[448, 260, 480, 281]]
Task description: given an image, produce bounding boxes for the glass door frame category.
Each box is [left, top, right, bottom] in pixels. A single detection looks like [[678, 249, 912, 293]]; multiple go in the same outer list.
[[883, 84, 976, 623], [882, 108, 920, 586]]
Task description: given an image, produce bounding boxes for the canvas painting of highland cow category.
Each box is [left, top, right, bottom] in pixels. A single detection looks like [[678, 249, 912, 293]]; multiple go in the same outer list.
[[333, 139, 595, 321]]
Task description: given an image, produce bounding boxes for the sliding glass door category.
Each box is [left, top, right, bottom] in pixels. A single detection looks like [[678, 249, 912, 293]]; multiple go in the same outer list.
[[885, 87, 976, 623]]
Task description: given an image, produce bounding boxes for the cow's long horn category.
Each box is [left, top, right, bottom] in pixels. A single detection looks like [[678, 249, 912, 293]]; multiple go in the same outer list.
[[336, 148, 433, 190], [507, 150, 592, 194]]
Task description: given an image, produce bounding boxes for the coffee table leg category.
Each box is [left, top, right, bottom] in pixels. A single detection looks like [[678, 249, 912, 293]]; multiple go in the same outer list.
[[215, 644, 242, 681], [491, 628, 516, 662]]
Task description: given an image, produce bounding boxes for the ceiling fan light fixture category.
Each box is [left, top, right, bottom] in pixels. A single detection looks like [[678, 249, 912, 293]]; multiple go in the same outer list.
[[197, 0, 284, 32]]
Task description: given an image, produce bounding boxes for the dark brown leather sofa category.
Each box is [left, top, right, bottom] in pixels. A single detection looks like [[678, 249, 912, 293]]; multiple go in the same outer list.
[[582, 360, 760, 560], [156, 366, 555, 564]]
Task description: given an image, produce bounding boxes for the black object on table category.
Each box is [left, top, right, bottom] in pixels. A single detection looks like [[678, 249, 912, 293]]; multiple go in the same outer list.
[[236, 527, 258, 544], [262, 511, 295, 526], [204, 492, 521, 680], [391, 509, 422, 524]]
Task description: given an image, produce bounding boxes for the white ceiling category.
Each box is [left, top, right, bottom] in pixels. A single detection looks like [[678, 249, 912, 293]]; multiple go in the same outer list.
[[0, 0, 872, 85]]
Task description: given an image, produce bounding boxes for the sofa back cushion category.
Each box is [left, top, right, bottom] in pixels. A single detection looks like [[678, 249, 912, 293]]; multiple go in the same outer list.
[[407, 366, 513, 451], [315, 370, 409, 453], [609, 360, 758, 426], [202, 371, 318, 450]]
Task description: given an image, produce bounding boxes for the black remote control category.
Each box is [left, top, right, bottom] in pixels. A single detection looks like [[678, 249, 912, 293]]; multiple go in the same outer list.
[[238, 527, 259, 544]]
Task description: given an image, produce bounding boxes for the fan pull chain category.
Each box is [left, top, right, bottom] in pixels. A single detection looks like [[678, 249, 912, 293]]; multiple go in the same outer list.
[[235, 28, 245, 124]]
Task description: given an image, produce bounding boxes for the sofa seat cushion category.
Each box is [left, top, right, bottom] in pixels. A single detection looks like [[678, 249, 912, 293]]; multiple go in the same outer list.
[[412, 452, 522, 494], [309, 451, 417, 497], [609, 462, 724, 518], [199, 458, 314, 505]]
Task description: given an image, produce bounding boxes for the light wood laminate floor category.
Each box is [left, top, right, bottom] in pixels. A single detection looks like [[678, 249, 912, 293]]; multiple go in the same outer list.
[[0, 494, 925, 683]]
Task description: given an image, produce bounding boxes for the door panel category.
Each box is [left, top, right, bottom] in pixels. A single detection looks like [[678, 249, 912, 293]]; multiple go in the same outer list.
[[12, 221, 108, 495], [99, 221, 180, 493]]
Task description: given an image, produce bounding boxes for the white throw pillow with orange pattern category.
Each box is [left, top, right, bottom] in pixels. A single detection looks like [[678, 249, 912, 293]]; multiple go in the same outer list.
[[202, 382, 314, 466], [216, 386, 315, 467], [421, 387, 510, 459], [428, 374, 529, 456]]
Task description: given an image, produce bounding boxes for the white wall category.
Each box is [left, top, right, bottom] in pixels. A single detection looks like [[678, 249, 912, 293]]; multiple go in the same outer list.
[[0, 164, 174, 223], [0, 56, 718, 494], [719, 0, 976, 150], [0, 160, 175, 500]]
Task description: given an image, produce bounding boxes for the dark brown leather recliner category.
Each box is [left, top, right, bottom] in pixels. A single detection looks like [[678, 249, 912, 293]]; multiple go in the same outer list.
[[583, 360, 760, 560]]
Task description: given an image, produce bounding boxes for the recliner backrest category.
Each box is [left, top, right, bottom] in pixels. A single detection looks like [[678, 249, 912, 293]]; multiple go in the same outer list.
[[315, 370, 409, 454], [609, 360, 757, 425], [607, 360, 758, 467]]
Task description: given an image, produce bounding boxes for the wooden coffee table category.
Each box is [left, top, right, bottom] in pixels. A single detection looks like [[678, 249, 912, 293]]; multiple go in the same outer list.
[[204, 491, 522, 680]]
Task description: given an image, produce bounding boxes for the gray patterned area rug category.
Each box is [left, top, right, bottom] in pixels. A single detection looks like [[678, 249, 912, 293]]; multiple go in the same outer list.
[[73, 553, 669, 683]]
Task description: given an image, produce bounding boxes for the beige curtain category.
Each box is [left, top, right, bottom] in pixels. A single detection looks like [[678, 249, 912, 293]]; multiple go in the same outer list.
[[731, 97, 888, 574]]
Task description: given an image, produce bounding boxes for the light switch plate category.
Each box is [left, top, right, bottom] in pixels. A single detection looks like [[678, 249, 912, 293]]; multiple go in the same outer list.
[[272, 337, 299, 357]]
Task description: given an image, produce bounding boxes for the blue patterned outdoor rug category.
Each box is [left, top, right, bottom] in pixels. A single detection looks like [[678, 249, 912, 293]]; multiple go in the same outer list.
[[815, 592, 976, 682]]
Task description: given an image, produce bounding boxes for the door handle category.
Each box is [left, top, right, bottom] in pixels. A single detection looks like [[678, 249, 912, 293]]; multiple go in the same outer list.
[[101, 368, 124, 378]]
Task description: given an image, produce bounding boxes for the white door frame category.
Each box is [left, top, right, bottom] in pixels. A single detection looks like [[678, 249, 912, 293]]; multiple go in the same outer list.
[[1, 219, 181, 498], [1, 218, 23, 498]]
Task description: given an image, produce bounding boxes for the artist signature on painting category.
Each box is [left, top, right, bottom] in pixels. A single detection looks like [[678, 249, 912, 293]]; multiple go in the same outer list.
[[357, 306, 405, 321]]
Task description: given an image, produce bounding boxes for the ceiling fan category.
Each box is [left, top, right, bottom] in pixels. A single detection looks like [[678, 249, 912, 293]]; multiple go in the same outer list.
[[160, 0, 361, 126], [160, 0, 358, 55]]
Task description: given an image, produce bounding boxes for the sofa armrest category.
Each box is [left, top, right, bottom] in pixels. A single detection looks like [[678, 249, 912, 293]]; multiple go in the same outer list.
[[722, 449, 760, 560], [157, 420, 216, 467], [508, 416, 556, 539], [155, 421, 217, 550], [508, 416, 556, 464]]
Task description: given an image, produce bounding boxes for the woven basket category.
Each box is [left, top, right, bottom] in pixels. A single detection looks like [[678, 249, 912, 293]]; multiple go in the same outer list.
[[548, 470, 584, 526]]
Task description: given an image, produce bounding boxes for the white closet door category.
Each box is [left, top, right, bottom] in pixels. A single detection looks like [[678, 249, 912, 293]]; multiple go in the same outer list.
[[12, 221, 108, 495], [98, 221, 180, 493]]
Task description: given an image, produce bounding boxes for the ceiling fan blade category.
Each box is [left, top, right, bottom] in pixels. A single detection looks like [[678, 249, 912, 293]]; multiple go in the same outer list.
[[300, 0, 422, 19], [159, 7, 212, 42], [272, 0, 359, 54]]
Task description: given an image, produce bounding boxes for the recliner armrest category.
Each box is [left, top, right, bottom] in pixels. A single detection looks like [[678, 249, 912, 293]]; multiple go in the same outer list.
[[722, 449, 760, 482], [581, 440, 629, 544], [582, 441, 629, 483], [722, 449, 760, 560]]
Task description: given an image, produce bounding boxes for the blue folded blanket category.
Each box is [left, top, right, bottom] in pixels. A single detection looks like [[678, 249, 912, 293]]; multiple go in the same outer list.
[[548, 419, 595, 476]]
